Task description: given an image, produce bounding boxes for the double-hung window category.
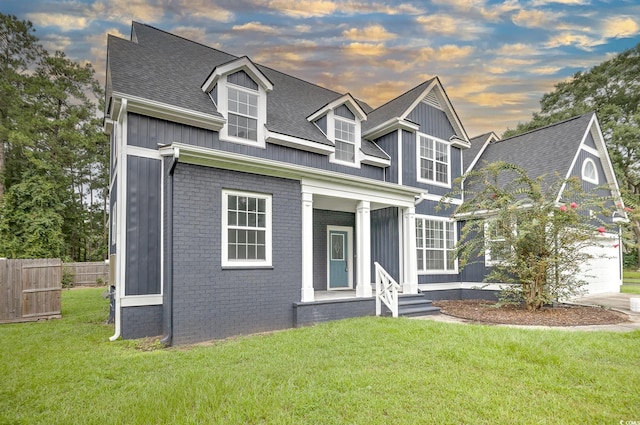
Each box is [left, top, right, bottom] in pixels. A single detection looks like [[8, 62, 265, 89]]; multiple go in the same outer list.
[[222, 190, 272, 267], [334, 117, 356, 163], [227, 85, 259, 142], [416, 216, 456, 273], [484, 219, 510, 266], [417, 135, 450, 186]]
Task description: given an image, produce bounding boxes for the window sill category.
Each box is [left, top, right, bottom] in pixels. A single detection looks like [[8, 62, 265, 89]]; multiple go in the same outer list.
[[416, 177, 451, 189], [418, 270, 459, 275], [222, 265, 274, 270]]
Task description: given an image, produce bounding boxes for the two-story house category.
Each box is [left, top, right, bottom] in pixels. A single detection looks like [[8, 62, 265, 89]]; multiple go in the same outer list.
[[105, 23, 625, 345]]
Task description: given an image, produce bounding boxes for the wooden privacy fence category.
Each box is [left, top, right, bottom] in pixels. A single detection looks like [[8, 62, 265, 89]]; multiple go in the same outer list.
[[64, 261, 109, 286], [0, 258, 62, 323]]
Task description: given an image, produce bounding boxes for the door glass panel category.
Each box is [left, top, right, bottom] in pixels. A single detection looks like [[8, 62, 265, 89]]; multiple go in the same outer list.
[[331, 234, 344, 260]]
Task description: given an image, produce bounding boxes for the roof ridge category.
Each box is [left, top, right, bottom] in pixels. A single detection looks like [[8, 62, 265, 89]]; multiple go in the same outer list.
[[498, 112, 594, 144], [369, 78, 436, 114], [132, 21, 239, 59], [132, 22, 359, 105]]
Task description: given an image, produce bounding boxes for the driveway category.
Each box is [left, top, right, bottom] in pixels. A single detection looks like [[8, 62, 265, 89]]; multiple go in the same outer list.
[[570, 292, 640, 332]]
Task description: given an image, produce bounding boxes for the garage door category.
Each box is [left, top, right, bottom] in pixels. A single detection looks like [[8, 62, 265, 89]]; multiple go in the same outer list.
[[577, 235, 621, 294]]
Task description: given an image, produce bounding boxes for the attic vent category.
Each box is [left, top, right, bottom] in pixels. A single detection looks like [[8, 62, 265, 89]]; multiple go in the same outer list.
[[422, 90, 441, 109]]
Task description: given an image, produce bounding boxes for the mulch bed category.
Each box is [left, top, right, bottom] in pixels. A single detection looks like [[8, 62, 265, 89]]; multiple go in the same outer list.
[[433, 299, 629, 326]]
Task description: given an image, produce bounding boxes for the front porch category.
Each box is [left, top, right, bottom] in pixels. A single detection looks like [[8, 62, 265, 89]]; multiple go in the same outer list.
[[299, 179, 422, 304]]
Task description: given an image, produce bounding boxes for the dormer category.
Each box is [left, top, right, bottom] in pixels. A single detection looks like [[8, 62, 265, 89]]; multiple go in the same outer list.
[[307, 94, 367, 168], [202, 56, 273, 148]]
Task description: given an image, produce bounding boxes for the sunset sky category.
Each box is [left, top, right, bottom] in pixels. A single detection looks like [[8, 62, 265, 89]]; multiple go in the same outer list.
[[3, 0, 639, 136]]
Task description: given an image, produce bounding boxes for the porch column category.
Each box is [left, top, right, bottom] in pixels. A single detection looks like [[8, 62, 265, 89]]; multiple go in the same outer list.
[[356, 200, 372, 297], [402, 206, 419, 294], [301, 191, 314, 302]]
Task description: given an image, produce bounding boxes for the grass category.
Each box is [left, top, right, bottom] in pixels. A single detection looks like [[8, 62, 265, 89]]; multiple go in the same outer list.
[[622, 270, 640, 293], [1, 288, 639, 424]]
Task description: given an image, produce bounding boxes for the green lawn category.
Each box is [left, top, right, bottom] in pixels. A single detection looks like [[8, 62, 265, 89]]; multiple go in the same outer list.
[[1, 288, 639, 425], [622, 270, 640, 293]]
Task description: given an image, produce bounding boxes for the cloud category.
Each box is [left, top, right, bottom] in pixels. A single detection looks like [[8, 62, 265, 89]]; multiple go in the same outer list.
[[41, 34, 73, 52], [511, 9, 560, 28], [343, 24, 396, 41], [602, 16, 639, 38], [26, 13, 89, 30], [344, 42, 388, 57], [91, 0, 165, 24], [259, 0, 338, 17], [420, 44, 475, 62], [544, 32, 602, 50], [530, 0, 589, 5], [232, 22, 279, 33], [170, 0, 234, 22], [466, 91, 530, 107], [416, 14, 488, 40], [171, 26, 209, 45], [359, 80, 410, 108], [528, 66, 563, 75], [492, 43, 541, 57]]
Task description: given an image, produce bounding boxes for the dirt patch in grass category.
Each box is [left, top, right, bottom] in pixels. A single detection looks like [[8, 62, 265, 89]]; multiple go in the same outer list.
[[433, 299, 629, 326]]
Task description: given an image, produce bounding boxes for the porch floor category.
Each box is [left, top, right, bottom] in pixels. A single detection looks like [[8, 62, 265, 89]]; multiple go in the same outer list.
[[313, 290, 359, 301]]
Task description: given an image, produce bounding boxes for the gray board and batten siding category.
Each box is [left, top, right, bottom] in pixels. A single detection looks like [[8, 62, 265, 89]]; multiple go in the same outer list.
[[407, 102, 457, 141], [127, 113, 384, 180], [126, 155, 161, 296], [170, 164, 302, 345], [373, 132, 399, 184], [313, 210, 356, 291], [371, 207, 400, 282]]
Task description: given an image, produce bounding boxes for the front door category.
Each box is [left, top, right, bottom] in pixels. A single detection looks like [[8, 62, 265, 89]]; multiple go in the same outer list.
[[328, 227, 352, 289]]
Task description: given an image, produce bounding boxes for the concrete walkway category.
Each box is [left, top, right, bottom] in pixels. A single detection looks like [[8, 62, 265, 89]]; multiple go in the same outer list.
[[415, 292, 640, 332]]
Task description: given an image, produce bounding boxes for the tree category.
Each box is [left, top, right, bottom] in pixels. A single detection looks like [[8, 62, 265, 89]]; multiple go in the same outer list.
[[450, 161, 613, 310], [504, 43, 640, 268], [0, 13, 109, 261], [0, 14, 41, 200]]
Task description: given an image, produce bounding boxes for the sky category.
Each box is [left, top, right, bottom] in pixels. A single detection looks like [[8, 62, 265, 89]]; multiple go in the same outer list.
[[3, 0, 640, 136]]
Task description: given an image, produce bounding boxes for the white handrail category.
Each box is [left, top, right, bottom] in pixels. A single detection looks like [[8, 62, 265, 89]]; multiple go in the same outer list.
[[375, 262, 400, 318]]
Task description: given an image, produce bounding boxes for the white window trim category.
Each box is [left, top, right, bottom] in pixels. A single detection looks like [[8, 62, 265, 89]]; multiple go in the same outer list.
[[581, 157, 599, 185], [484, 219, 516, 267], [328, 109, 362, 168], [416, 133, 452, 188], [416, 215, 458, 275], [221, 189, 272, 268], [217, 75, 267, 149]]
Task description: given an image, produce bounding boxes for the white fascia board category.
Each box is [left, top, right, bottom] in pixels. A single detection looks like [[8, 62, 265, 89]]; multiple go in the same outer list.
[[307, 93, 367, 122], [169, 142, 423, 203], [450, 136, 471, 149], [401, 80, 469, 141], [589, 115, 626, 211], [465, 133, 497, 173], [111, 92, 225, 132], [361, 153, 391, 167], [201, 56, 274, 93], [265, 130, 334, 154], [301, 178, 416, 209], [362, 117, 420, 140]]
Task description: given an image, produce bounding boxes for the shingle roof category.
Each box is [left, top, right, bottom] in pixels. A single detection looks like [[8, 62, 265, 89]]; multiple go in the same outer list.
[[362, 79, 435, 132], [472, 113, 594, 192], [464, 132, 497, 173], [107, 22, 388, 158]]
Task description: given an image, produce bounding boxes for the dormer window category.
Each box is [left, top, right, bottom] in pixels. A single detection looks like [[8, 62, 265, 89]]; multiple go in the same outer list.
[[307, 94, 367, 168], [228, 85, 258, 141], [334, 117, 356, 162], [201, 57, 273, 149]]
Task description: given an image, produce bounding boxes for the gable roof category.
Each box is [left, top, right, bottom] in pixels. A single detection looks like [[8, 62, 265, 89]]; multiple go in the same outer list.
[[362, 77, 468, 141], [472, 113, 595, 190], [464, 132, 499, 173], [106, 22, 388, 159]]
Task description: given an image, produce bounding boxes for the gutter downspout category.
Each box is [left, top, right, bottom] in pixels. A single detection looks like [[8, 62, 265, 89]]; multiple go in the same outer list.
[[160, 152, 178, 346]]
